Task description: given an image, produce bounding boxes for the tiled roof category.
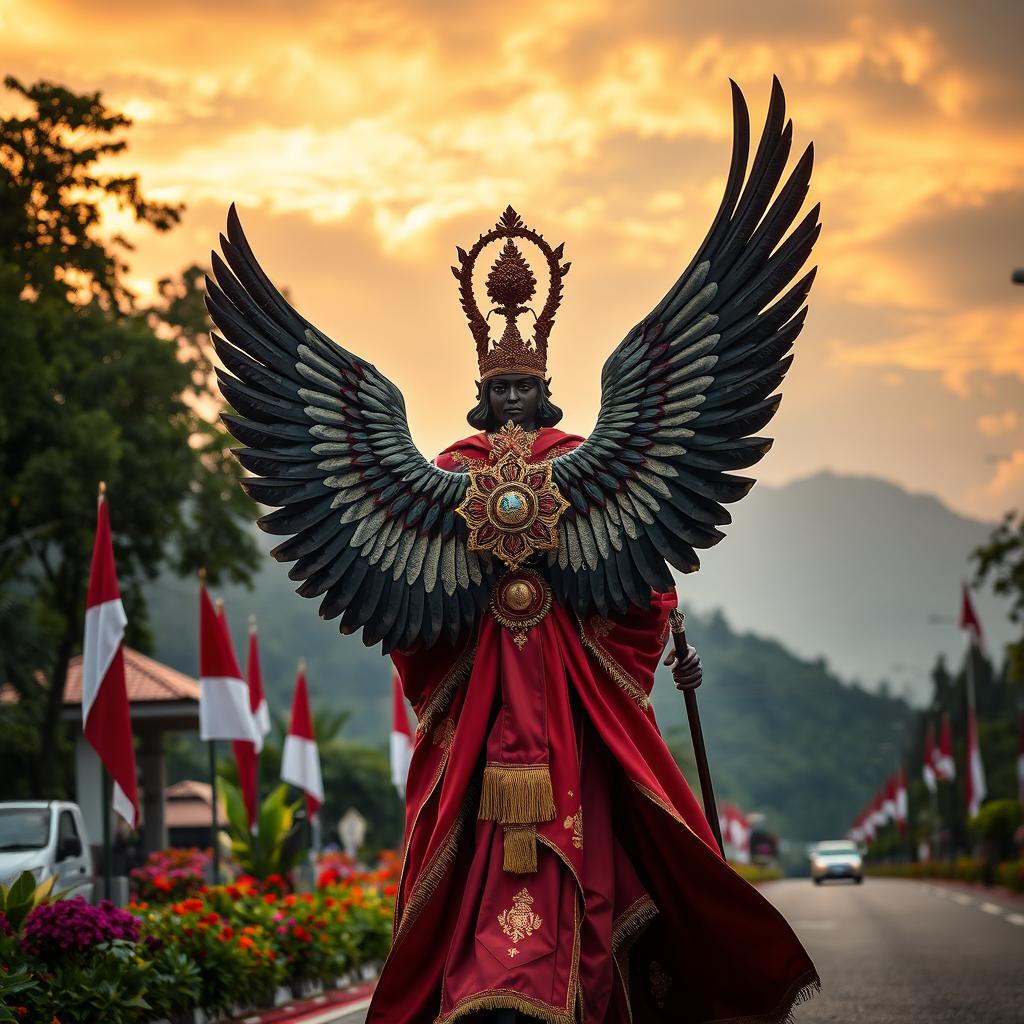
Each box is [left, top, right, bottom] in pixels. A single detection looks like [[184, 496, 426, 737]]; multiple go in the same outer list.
[[166, 779, 225, 829], [63, 647, 200, 704]]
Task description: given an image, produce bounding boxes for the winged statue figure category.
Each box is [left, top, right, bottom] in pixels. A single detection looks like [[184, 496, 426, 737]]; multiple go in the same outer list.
[[209, 76, 817, 654], [208, 77, 822, 1024]]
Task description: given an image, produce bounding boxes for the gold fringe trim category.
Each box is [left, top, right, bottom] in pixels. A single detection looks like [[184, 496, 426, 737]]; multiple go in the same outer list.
[[393, 782, 476, 949], [612, 895, 659, 1024], [707, 969, 822, 1024], [502, 824, 538, 873], [612, 894, 659, 954], [577, 615, 649, 708], [415, 642, 476, 739], [436, 989, 574, 1024], [431, 717, 455, 750], [478, 763, 556, 824]]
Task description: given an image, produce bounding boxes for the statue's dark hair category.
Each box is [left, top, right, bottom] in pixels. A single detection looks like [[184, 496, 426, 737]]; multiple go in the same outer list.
[[466, 377, 564, 431]]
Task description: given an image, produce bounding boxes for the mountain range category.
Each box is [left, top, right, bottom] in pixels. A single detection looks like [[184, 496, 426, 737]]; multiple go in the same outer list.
[[673, 470, 1014, 703]]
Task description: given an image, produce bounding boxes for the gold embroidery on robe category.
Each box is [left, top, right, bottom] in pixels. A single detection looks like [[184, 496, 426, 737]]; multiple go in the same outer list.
[[562, 808, 583, 849], [498, 887, 543, 944]]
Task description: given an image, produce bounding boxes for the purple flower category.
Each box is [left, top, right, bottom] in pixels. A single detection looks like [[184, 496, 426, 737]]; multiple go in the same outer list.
[[22, 897, 140, 959]]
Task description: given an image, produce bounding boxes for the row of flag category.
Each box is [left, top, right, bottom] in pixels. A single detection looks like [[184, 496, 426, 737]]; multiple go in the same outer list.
[[847, 584, 1021, 847], [198, 580, 323, 823], [82, 487, 342, 833], [848, 768, 908, 844]]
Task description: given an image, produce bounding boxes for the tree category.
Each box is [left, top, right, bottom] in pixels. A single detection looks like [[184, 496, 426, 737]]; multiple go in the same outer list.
[[972, 509, 1024, 682], [0, 77, 258, 794]]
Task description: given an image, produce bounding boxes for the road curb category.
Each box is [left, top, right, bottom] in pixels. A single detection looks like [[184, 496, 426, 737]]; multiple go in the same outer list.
[[238, 980, 376, 1024]]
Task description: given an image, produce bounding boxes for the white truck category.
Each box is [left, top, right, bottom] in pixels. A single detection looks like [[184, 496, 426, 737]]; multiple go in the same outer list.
[[0, 800, 94, 901]]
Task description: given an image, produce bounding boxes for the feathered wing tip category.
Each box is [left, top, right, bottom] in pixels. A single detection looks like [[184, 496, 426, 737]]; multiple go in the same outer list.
[[548, 78, 819, 620], [205, 206, 488, 653]]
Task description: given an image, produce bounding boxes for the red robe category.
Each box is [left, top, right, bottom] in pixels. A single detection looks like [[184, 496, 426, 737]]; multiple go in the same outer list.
[[368, 428, 819, 1024]]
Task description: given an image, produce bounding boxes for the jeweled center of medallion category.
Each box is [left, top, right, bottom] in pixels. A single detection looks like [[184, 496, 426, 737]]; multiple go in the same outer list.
[[494, 486, 531, 526]]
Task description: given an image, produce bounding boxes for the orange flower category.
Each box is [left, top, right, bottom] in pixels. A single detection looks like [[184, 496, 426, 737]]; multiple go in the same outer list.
[[262, 893, 277, 905], [238, 936, 255, 950]]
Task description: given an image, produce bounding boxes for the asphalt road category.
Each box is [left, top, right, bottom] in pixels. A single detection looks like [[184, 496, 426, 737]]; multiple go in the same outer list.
[[330, 878, 1023, 1023], [764, 877, 1024, 1024]]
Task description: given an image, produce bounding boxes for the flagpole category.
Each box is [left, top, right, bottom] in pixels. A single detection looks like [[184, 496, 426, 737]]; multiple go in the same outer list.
[[97, 482, 114, 901], [101, 765, 113, 900], [209, 738, 220, 885], [199, 568, 221, 886]]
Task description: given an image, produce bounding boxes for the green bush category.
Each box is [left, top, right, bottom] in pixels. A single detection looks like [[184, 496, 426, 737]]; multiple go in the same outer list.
[[996, 859, 1024, 892], [968, 800, 1023, 861]]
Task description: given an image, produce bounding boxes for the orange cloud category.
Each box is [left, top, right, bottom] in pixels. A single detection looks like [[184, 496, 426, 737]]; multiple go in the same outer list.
[[977, 411, 1019, 437], [830, 306, 1024, 396], [3, 0, 1023, 518]]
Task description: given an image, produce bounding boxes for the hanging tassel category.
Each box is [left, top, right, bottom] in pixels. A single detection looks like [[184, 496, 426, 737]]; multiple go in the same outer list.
[[503, 824, 538, 873], [479, 763, 556, 824]]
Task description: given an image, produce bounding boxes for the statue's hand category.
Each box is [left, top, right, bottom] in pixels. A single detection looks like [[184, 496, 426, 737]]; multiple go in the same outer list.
[[663, 644, 702, 691]]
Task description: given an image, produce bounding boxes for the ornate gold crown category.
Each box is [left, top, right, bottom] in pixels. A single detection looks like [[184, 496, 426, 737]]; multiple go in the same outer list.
[[452, 207, 571, 382]]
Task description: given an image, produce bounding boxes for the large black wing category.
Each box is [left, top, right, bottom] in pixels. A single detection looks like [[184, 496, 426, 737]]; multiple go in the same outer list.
[[207, 207, 497, 652], [549, 78, 819, 617]]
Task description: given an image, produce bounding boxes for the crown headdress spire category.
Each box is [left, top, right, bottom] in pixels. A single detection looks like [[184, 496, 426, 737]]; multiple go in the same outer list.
[[452, 207, 571, 381]]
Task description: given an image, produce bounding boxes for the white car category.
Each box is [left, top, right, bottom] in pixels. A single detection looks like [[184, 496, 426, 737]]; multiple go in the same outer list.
[[809, 839, 863, 885], [0, 801, 94, 900]]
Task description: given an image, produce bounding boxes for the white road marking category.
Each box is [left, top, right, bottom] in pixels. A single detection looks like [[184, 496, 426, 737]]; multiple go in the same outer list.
[[951, 893, 974, 905], [979, 902, 1003, 915], [1006, 913, 1024, 926]]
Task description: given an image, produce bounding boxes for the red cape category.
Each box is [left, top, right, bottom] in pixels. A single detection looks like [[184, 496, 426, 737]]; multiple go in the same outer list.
[[369, 428, 818, 1023]]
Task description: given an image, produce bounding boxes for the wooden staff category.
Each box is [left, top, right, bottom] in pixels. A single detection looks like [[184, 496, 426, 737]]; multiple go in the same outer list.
[[669, 608, 725, 856]]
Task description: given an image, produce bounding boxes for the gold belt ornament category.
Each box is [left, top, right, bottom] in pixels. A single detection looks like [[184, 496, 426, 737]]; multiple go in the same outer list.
[[490, 568, 552, 649]]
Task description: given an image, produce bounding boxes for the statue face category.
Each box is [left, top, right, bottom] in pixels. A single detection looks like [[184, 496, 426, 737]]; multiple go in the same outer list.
[[487, 374, 542, 430]]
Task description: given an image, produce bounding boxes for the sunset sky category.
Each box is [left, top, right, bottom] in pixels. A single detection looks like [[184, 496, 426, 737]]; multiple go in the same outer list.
[[3, 0, 1023, 520]]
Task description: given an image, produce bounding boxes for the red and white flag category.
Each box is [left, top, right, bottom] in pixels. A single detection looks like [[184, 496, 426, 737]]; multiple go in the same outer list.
[[871, 787, 888, 828], [862, 805, 875, 843], [895, 765, 908, 835], [282, 664, 323, 819], [959, 582, 985, 652], [223, 609, 269, 829], [936, 713, 956, 782], [848, 814, 864, 845], [881, 775, 897, 822], [82, 487, 139, 828], [922, 723, 937, 793], [965, 697, 987, 818], [247, 616, 271, 748], [718, 804, 752, 863], [199, 584, 258, 742], [390, 673, 414, 797]]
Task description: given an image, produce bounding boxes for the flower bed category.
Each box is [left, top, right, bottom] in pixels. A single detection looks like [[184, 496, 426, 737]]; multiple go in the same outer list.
[[0, 861, 398, 1023], [130, 847, 210, 904]]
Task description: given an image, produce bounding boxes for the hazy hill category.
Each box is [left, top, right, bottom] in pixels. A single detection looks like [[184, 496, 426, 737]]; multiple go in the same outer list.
[[652, 607, 913, 844], [674, 471, 1014, 703]]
